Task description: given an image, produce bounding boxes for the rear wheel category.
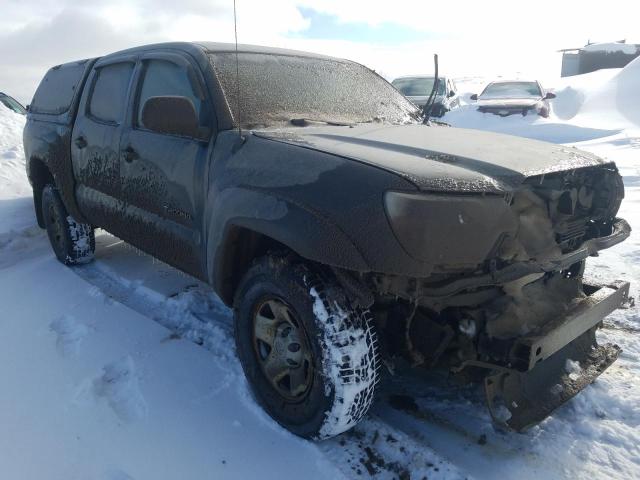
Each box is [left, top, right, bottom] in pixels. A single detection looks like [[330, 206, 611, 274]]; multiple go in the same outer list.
[[233, 255, 379, 439], [42, 184, 95, 265]]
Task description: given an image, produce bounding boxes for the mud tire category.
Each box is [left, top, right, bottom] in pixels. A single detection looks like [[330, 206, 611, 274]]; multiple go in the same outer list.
[[233, 255, 379, 439], [42, 184, 95, 265]]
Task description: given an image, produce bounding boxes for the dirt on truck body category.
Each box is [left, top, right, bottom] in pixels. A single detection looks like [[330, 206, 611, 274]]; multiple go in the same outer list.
[[24, 41, 630, 439]]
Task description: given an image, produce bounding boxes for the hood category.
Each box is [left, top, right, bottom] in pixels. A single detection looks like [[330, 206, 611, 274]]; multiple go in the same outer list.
[[253, 124, 610, 193], [477, 98, 541, 109]]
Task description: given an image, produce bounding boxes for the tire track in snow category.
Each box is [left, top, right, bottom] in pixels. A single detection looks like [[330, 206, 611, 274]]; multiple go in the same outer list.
[[71, 232, 466, 479]]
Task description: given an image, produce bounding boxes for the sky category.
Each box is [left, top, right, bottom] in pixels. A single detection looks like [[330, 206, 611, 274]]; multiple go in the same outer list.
[[2, 0, 640, 103]]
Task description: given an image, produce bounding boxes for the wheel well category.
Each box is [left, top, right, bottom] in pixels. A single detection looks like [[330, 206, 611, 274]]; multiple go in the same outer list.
[[29, 158, 55, 228], [218, 226, 292, 306]]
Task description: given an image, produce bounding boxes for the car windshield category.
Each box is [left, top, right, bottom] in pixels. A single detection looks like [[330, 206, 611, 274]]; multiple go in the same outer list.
[[0, 95, 26, 114], [210, 52, 421, 128], [392, 77, 446, 97], [481, 81, 541, 98]]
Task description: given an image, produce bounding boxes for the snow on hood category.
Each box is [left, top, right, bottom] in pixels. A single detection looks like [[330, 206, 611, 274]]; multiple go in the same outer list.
[[254, 124, 610, 193], [477, 98, 541, 108]]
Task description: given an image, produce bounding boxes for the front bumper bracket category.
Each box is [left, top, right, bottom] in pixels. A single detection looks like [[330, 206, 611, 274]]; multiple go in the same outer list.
[[483, 280, 629, 431]]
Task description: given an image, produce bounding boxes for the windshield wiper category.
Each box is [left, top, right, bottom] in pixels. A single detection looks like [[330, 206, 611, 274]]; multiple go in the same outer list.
[[289, 118, 353, 127], [421, 54, 439, 124]]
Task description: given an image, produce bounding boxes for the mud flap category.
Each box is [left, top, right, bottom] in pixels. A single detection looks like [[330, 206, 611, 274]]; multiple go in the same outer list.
[[484, 328, 620, 432]]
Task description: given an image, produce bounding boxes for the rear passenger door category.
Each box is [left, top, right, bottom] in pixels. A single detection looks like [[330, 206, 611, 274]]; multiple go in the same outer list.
[[118, 52, 214, 278], [72, 57, 135, 233]]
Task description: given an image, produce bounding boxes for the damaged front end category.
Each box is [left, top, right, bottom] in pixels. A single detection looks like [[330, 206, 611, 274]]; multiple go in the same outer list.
[[369, 163, 631, 431]]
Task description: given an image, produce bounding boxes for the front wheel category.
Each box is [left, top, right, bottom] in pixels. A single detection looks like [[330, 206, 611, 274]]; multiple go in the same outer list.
[[233, 255, 379, 439], [42, 184, 95, 265]]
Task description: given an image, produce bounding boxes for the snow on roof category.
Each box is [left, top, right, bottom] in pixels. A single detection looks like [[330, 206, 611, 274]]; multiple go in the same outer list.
[[582, 42, 639, 54]]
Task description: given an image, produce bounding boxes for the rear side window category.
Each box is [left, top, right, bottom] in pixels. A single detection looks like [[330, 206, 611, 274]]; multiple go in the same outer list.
[[30, 63, 86, 114], [136, 59, 207, 130], [88, 62, 134, 123]]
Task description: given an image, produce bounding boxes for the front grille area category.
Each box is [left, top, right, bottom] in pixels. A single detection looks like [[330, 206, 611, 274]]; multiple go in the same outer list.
[[525, 165, 623, 254], [555, 217, 588, 252]]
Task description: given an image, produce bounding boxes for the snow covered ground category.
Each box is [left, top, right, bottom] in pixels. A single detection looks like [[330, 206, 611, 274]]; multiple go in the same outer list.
[[1, 58, 639, 480]]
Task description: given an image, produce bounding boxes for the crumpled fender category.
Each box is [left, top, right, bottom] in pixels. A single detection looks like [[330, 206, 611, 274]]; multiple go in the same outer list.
[[205, 186, 369, 290]]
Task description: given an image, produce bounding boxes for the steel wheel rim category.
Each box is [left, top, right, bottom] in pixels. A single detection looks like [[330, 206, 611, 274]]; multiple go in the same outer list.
[[252, 297, 313, 401], [48, 202, 65, 251]]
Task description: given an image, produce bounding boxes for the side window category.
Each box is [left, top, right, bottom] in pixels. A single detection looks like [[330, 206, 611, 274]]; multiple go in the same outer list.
[[136, 59, 208, 133], [88, 62, 134, 123]]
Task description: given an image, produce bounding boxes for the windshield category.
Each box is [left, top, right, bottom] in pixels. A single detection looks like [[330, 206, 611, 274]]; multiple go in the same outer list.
[[210, 52, 420, 128], [0, 95, 26, 114], [481, 81, 541, 98], [392, 77, 445, 97]]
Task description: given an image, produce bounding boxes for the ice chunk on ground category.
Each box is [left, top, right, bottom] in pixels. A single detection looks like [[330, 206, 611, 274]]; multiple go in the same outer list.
[[565, 359, 583, 381]]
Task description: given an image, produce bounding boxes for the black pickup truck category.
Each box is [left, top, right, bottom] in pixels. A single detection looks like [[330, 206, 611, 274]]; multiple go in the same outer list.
[[24, 42, 631, 439]]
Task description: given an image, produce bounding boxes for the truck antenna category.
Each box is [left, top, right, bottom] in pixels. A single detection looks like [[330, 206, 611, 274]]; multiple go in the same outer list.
[[422, 54, 439, 125], [233, 0, 242, 137]]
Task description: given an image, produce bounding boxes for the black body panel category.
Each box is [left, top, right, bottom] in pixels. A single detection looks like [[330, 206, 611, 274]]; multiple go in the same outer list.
[[23, 58, 97, 224]]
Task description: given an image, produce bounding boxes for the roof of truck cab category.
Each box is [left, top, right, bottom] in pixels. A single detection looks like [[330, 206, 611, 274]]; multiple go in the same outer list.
[[98, 41, 342, 62], [197, 42, 339, 60]]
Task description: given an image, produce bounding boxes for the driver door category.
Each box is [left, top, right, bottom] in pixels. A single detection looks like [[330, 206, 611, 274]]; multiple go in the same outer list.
[[118, 52, 214, 278]]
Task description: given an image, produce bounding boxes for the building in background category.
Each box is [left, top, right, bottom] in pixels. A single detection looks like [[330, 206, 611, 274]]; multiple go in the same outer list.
[[559, 41, 640, 77]]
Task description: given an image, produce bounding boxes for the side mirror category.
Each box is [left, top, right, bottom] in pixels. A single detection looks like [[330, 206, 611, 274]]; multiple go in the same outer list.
[[141, 96, 199, 138], [544, 92, 556, 99], [470, 94, 478, 101], [448, 90, 456, 98]]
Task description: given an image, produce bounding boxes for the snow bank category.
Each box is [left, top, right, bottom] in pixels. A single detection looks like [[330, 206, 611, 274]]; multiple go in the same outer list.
[[551, 69, 620, 120], [0, 108, 28, 199], [442, 104, 621, 143], [548, 56, 640, 129], [556, 56, 640, 129], [0, 108, 37, 238]]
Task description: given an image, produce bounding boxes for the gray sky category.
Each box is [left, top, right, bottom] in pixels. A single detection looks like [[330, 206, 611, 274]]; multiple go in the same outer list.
[[2, 0, 639, 103]]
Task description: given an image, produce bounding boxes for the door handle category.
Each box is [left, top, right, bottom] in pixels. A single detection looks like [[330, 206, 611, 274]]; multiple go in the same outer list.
[[74, 136, 87, 149], [123, 145, 139, 163]]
